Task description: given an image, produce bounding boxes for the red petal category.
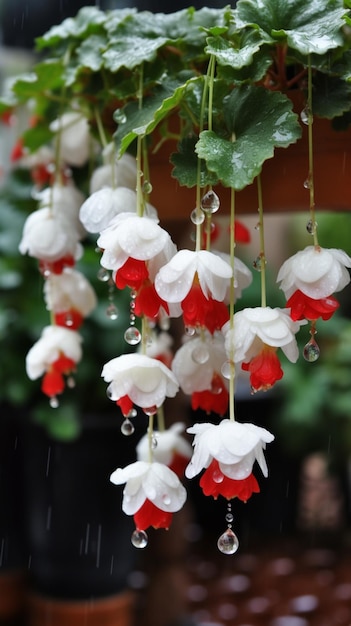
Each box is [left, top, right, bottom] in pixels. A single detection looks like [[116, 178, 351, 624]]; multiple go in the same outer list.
[[134, 281, 169, 318], [39, 256, 75, 275], [286, 290, 339, 321], [115, 258, 149, 290], [41, 370, 65, 397], [182, 284, 229, 333], [10, 138, 24, 162], [54, 309, 84, 330], [117, 395, 134, 417], [133, 499, 173, 531], [233, 220, 251, 243], [53, 355, 76, 374], [200, 460, 260, 501], [242, 346, 283, 392], [168, 452, 190, 477], [191, 374, 229, 416]]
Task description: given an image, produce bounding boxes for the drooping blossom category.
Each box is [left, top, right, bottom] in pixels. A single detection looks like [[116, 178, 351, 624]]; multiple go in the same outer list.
[[36, 182, 86, 239], [215, 252, 253, 302], [26, 325, 82, 399], [101, 353, 179, 415], [110, 461, 187, 530], [136, 422, 192, 477], [223, 307, 304, 392], [44, 268, 97, 329], [185, 419, 274, 501], [50, 111, 91, 167], [19, 207, 83, 271], [80, 187, 157, 234], [98, 213, 177, 319], [155, 249, 232, 332], [172, 332, 229, 415], [144, 330, 174, 368], [12, 144, 55, 186], [277, 245, 351, 321], [89, 148, 137, 194]]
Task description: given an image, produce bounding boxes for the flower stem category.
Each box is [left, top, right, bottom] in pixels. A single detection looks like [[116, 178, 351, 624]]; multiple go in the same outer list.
[[228, 184, 236, 423], [257, 174, 267, 308], [157, 404, 165, 432], [148, 413, 154, 463], [306, 56, 319, 248]]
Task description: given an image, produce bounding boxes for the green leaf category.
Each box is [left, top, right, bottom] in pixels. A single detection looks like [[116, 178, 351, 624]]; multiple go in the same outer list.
[[114, 76, 196, 155], [76, 34, 108, 72], [205, 28, 263, 69], [196, 85, 301, 189], [12, 60, 64, 100], [312, 74, 351, 119], [103, 36, 169, 72], [171, 136, 219, 187], [36, 6, 107, 49], [235, 0, 347, 56]]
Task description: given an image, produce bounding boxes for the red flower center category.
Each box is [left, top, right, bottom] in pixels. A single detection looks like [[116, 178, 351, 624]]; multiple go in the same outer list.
[[242, 345, 283, 392], [286, 289, 339, 321], [182, 283, 229, 333], [133, 499, 173, 531], [200, 459, 260, 502], [115, 258, 149, 290], [191, 373, 229, 416]]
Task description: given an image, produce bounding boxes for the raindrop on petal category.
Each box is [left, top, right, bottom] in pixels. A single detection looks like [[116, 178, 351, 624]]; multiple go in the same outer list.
[[221, 360, 234, 380], [191, 345, 209, 364], [217, 528, 239, 555], [131, 529, 148, 549], [212, 469, 224, 484], [143, 406, 157, 416]]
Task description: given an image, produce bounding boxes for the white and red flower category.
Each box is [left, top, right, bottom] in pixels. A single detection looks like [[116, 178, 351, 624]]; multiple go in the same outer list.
[[101, 353, 179, 416], [44, 268, 97, 329], [277, 245, 351, 321], [80, 187, 157, 234], [223, 307, 304, 392], [155, 249, 232, 333], [110, 460, 187, 530], [185, 419, 274, 501], [89, 148, 137, 193], [172, 332, 229, 415], [136, 422, 192, 477], [50, 111, 91, 167], [26, 325, 82, 399], [98, 213, 177, 319]]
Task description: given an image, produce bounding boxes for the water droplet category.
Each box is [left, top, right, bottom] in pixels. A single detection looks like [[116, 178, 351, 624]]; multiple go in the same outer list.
[[131, 529, 148, 549], [106, 303, 119, 320], [115, 109, 127, 124], [191, 345, 209, 364], [300, 106, 312, 125], [65, 313, 74, 327], [254, 221, 260, 231], [306, 219, 317, 235], [67, 376, 75, 389], [212, 469, 224, 483], [97, 268, 110, 282], [126, 408, 137, 418], [185, 325, 196, 336], [190, 208, 205, 225], [121, 418, 135, 436], [303, 338, 320, 362], [225, 512, 234, 524], [162, 494, 171, 506], [253, 255, 265, 271], [124, 327, 141, 345], [142, 180, 153, 195], [106, 384, 113, 399], [221, 360, 234, 380], [201, 190, 220, 214], [143, 406, 157, 416], [217, 528, 239, 555], [151, 435, 158, 449], [303, 177, 311, 189], [49, 396, 59, 408]]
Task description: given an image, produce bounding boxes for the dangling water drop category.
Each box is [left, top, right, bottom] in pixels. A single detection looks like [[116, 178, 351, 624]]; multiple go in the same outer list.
[[303, 177, 311, 189], [190, 208, 205, 225], [106, 303, 119, 320], [65, 312, 74, 327], [143, 406, 157, 416], [217, 528, 239, 555], [201, 190, 220, 214], [142, 180, 153, 195], [253, 255, 265, 271], [124, 326, 141, 345], [121, 418, 135, 436], [97, 268, 110, 282], [131, 529, 148, 549], [114, 109, 127, 124], [185, 325, 196, 337], [303, 338, 320, 362], [225, 511, 234, 524], [151, 435, 158, 449], [49, 396, 59, 409], [191, 345, 209, 364]]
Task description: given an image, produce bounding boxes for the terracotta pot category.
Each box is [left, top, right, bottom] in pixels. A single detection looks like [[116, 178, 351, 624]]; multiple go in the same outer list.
[[149, 96, 351, 219]]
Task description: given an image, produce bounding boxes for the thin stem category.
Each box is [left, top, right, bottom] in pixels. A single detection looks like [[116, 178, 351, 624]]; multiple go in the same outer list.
[[148, 413, 154, 463], [136, 65, 144, 217], [257, 174, 267, 308], [306, 55, 319, 247], [157, 405, 165, 432], [228, 185, 236, 423]]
